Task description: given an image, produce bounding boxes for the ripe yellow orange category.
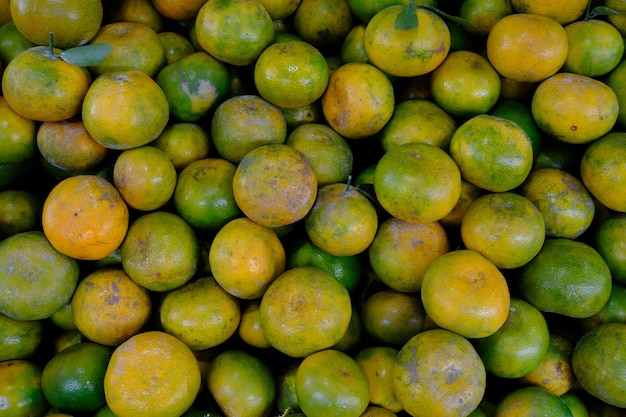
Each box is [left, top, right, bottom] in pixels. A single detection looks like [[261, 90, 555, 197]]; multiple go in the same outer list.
[[88, 21, 165, 78], [36, 120, 108, 174], [439, 178, 484, 228], [0, 96, 37, 165], [107, 0, 165, 33], [2, 46, 92, 122], [10, 0, 103, 48], [160, 277, 241, 350], [355, 346, 402, 413], [421, 249, 511, 339], [153, 123, 211, 171], [82, 70, 169, 150], [254, 40, 329, 109], [449, 114, 534, 192], [321, 62, 394, 139], [430, 49, 501, 118], [232, 144, 317, 228], [521, 334, 576, 396], [510, 0, 588, 25], [71, 267, 152, 346], [375, 142, 461, 224], [0, 359, 48, 417], [459, 0, 513, 35], [158, 31, 195, 65], [150, 0, 207, 21], [531, 73, 619, 145], [42, 175, 129, 261], [259, 266, 352, 357], [493, 386, 576, 417], [293, 0, 354, 48], [364, 5, 451, 77], [258, 0, 301, 20], [104, 331, 201, 417], [368, 217, 449, 293], [461, 192, 545, 269], [195, 0, 274, 66], [392, 329, 486, 417], [580, 132, 626, 213], [209, 217, 286, 300], [238, 299, 271, 349], [486, 13, 568, 83]]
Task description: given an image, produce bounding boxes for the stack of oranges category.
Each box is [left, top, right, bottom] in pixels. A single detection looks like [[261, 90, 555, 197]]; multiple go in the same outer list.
[[1, 0, 626, 416]]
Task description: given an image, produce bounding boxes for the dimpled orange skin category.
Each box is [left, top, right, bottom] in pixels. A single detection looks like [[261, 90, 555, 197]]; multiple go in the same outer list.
[[321, 62, 394, 139], [232, 144, 318, 228], [42, 175, 129, 261]]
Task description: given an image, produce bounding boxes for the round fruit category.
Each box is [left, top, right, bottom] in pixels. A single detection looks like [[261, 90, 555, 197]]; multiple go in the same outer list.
[[0, 359, 48, 417]]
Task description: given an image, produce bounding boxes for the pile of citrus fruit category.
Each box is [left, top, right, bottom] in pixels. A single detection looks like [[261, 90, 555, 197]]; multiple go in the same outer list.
[[1, 0, 626, 416]]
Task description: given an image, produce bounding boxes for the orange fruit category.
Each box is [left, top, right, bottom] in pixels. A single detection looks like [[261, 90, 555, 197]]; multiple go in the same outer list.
[[153, 123, 212, 171], [0, 189, 42, 240], [531, 73, 619, 145], [593, 214, 626, 284], [0, 96, 37, 165], [107, 0, 165, 33], [490, 99, 543, 158], [368, 217, 449, 293], [305, 182, 378, 257], [378, 99, 457, 152], [472, 297, 550, 378], [10, 0, 103, 48], [254, 40, 330, 109], [347, 0, 402, 23], [71, 267, 152, 346], [533, 137, 583, 174], [374, 142, 462, 224], [421, 249, 511, 339], [332, 304, 364, 352], [82, 70, 169, 150], [0, 359, 48, 417], [354, 346, 402, 413], [0, 0, 9, 26], [209, 217, 286, 300], [579, 281, 626, 333], [562, 19, 624, 77], [360, 406, 398, 417], [258, 0, 301, 20], [0, 20, 36, 65], [276, 362, 301, 415], [36, 120, 108, 173], [459, 0, 514, 35], [113, 145, 177, 212], [173, 158, 241, 232], [0, 237, 80, 322], [340, 23, 369, 64], [449, 114, 534, 192], [259, 266, 352, 357], [0, 311, 42, 361], [104, 331, 202, 417], [559, 392, 589, 417], [156, 51, 230, 123], [392, 329, 486, 417], [285, 122, 353, 186], [486, 13, 568, 83], [439, 178, 484, 228], [120, 211, 199, 292], [364, 5, 451, 77], [207, 349, 276, 417], [510, 0, 588, 25], [493, 386, 574, 417], [293, 0, 354, 48], [521, 333, 576, 396], [606, 0, 626, 36], [460, 192, 545, 269], [195, 0, 274, 66], [88, 21, 165, 78], [296, 349, 370, 417], [430, 49, 501, 118], [158, 31, 195, 65], [321, 62, 394, 139], [281, 101, 324, 130], [580, 132, 626, 213], [572, 323, 626, 408], [238, 299, 271, 349], [519, 167, 595, 239], [160, 277, 241, 350], [518, 238, 612, 319], [49, 302, 75, 331], [42, 175, 129, 261], [232, 144, 317, 228], [287, 235, 363, 293], [361, 289, 426, 346], [41, 342, 112, 414], [605, 58, 626, 129], [2, 46, 91, 122], [211, 95, 287, 164], [150, 0, 207, 21]]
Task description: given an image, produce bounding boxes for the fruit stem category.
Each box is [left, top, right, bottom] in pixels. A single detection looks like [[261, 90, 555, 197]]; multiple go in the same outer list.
[[49, 32, 54, 55], [345, 175, 353, 194]]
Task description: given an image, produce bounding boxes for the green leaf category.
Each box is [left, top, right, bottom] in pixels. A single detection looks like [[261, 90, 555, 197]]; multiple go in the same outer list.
[[587, 5, 620, 19], [395, 2, 418, 30], [60, 43, 112, 67], [420, 5, 481, 34]]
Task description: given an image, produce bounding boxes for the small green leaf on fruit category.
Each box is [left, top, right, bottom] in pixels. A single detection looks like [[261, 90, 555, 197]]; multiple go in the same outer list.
[[586, 5, 620, 19], [60, 43, 112, 67], [395, 2, 418, 30], [420, 5, 481, 33]]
